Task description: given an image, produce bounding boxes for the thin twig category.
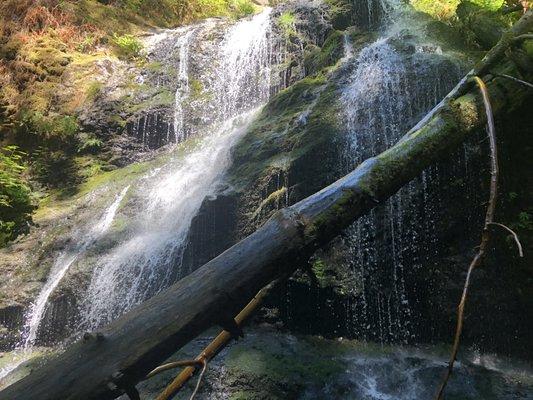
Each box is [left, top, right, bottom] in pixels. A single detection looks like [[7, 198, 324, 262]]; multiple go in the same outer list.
[[495, 73, 533, 89], [146, 360, 204, 379], [513, 33, 533, 42], [153, 277, 290, 400], [488, 222, 524, 257], [435, 76, 498, 400], [189, 358, 208, 400]]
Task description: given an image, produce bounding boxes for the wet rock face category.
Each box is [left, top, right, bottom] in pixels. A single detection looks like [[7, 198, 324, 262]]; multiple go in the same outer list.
[[129, 329, 533, 400], [0, 305, 24, 349], [179, 6, 531, 361]]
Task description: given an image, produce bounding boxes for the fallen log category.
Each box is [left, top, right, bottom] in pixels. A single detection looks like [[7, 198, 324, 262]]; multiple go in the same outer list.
[[1, 11, 531, 400]]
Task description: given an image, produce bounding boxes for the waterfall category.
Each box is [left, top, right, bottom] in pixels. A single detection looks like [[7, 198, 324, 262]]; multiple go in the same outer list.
[[81, 112, 257, 328], [173, 29, 196, 143], [214, 9, 272, 120], [0, 186, 129, 380], [338, 5, 464, 343], [81, 9, 275, 329], [22, 186, 130, 348]]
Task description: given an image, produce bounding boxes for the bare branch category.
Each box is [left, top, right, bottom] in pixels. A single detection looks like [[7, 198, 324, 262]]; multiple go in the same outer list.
[[146, 360, 204, 379], [495, 73, 533, 89], [435, 76, 498, 400], [488, 222, 524, 257], [189, 359, 208, 400]]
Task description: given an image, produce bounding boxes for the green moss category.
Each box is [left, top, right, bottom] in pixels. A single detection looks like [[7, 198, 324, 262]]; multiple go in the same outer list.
[[229, 391, 256, 400], [304, 30, 345, 75], [411, 0, 461, 19], [229, 0, 257, 19], [85, 81, 104, 100], [324, 0, 353, 30], [251, 186, 287, 220], [189, 78, 204, 99], [227, 342, 344, 383]]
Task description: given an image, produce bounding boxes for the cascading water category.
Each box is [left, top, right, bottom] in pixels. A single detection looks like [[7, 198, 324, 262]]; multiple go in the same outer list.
[[0, 9, 278, 370], [337, 5, 464, 343], [0, 186, 129, 379], [0, 8, 278, 378], [81, 112, 258, 328], [173, 29, 195, 143], [22, 185, 130, 347], [81, 9, 275, 329]]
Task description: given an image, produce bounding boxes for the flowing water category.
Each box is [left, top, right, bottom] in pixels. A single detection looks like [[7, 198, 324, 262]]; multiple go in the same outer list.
[[337, 5, 464, 343], [0, 186, 129, 379], [173, 29, 196, 143], [82, 10, 274, 329], [81, 111, 258, 328], [1, 1, 513, 395], [23, 185, 130, 347]]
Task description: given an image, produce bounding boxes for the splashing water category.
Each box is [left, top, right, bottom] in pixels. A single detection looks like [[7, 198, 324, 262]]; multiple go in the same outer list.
[[81, 111, 257, 328], [214, 9, 272, 120]]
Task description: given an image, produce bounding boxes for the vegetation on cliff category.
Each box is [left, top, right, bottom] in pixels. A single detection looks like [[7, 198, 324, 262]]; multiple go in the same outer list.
[[0, 0, 258, 245]]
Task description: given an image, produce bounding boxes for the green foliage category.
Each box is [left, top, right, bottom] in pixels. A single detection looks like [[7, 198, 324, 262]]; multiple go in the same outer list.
[[516, 211, 533, 231], [411, 0, 461, 19], [78, 137, 103, 154], [468, 0, 505, 11], [0, 146, 34, 246], [278, 11, 297, 37], [32, 147, 79, 188], [112, 33, 143, 60], [411, 0, 505, 19], [229, 0, 256, 18], [304, 30, 344, 75], [21, 112, 79, 141]]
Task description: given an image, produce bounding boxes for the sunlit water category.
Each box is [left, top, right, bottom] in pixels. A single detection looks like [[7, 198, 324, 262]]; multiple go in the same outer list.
[[338, 2, 464, 343]]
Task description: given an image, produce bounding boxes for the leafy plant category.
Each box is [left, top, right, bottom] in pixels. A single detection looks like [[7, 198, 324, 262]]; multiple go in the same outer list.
[[0, 146, 34, 246], [78, 137, 103, 154], [278, 11, 297, 37], [112, 33, 143, 60], [230, 0, 256, 18], [411, 0, 461, 19], [20, 111, 79, 141]]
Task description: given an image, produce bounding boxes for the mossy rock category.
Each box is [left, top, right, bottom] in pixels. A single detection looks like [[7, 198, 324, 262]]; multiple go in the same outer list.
[[456, 1, 509, 49], [304, 30, 345, 75], [324, 0, 354, 30]]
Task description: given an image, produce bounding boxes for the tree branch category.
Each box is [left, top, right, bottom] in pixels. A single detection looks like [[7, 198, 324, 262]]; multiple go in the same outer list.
[[488, 222, 524, 256], [435, 76, 498, 400]]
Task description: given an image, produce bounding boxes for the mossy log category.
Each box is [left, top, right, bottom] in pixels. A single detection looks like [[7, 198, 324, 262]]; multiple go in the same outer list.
[[1, 11, 532, 400]]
